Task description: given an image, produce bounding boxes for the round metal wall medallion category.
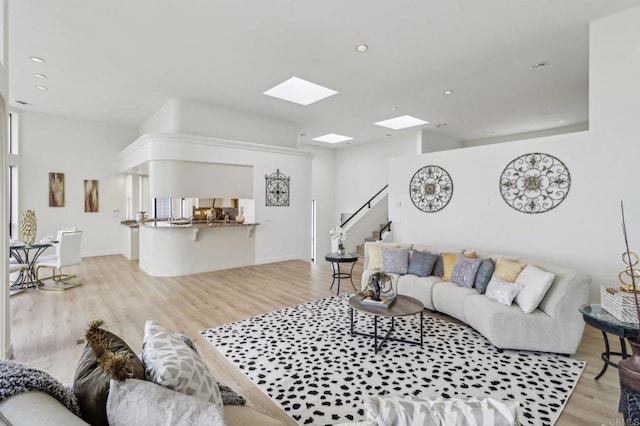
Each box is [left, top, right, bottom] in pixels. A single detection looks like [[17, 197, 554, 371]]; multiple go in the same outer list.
[[409, 165, 453, 212], [499, 153, 570, 214]]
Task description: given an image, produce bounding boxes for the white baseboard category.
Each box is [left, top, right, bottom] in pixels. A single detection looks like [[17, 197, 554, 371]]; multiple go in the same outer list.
[[255, 254, 299, 265]]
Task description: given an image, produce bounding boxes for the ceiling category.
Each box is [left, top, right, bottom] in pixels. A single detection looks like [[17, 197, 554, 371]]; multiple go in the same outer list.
[[9, 1, 640, 147]]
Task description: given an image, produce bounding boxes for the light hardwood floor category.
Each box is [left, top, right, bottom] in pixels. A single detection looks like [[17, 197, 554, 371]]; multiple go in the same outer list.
[[9, 255, 623, 425]]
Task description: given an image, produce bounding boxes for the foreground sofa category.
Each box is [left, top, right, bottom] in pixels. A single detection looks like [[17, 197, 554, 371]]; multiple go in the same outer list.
[[361, 242, 591, 354]]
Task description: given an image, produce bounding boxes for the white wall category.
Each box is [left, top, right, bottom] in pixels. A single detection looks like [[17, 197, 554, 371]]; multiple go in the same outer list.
[[421, 130, 463, 152], [388, 5, 640, 301], [18, 111, 138, 257]]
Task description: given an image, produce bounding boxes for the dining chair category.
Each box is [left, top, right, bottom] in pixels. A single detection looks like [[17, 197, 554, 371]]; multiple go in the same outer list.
[[35, 229, 83, 291]]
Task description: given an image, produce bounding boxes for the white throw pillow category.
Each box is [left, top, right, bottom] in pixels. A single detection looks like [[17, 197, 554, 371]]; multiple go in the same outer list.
[[142, 320, 223, 408], [515, 264, 555, 314], [364, 395, 519, 426], [485, 276, 523, 306], [107, 379, 226, 426]]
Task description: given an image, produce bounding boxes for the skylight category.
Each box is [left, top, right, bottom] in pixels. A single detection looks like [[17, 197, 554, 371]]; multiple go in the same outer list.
[[263, 77, 338, 106], [312, 134, 353, 144], [374, 115, 429, 130]]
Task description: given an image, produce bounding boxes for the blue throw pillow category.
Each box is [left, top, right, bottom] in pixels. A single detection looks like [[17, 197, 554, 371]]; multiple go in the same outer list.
[[407, 251, 438, 277], [429, 252, 444, 277], [450, 257, 482, 288], [474, 258, 495, 294]]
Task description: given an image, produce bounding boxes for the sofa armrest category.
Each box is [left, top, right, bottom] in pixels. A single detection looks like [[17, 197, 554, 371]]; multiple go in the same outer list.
[[0, 391, 89, 426]]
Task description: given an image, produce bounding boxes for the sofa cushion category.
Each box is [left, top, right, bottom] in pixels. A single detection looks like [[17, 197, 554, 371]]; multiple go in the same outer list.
[[382, 247, 410, 274], [107, 379, 226, 426], [474, 258, 495, 294], [367, 243, 400, 269], [493, 258, 526, 283], [441, 253, 459, 281], [0, 391, 90, 426], [396, 274, 442, 311], [485, 276, 523, 306], [364, 395, 518, 426], [142, 320, 223, 408], [73, 321, 145, 426], [432, 282, 478, 322], [515, 264, 555, 314], [407, 251, 438, 277], [450, 257, 482, 288]]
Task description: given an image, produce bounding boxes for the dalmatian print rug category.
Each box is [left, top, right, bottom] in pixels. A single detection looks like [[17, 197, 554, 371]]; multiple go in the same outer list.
[[200, 293, 584, 426]]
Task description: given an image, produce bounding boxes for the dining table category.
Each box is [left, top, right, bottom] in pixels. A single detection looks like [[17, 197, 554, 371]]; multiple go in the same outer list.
[[9, 240, 56, 289]]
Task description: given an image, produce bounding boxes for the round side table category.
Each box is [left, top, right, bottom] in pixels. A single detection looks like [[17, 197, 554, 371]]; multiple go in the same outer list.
[[325, 252, 358, 295]]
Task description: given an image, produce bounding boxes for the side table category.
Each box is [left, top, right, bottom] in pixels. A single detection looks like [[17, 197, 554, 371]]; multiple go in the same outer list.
[[579, 303, 639, 380], [325, 252, 358, 295]]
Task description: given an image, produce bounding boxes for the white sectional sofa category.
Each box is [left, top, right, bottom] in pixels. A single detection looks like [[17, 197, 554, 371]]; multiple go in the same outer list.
[[361, 242, 591, 355]]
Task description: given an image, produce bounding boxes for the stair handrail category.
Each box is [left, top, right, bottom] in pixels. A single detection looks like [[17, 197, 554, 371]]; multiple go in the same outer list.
[[340, 184, 388, 228], [378, 221, 392, 241]]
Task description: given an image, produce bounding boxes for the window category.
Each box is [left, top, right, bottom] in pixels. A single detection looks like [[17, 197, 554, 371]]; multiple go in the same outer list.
[[8, 166, 17, 238], [8, 111, 17, 154], [153, 198, 172, 219]]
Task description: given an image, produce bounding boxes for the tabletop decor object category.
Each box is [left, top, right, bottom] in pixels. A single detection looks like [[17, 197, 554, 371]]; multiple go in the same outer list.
[[330, 226, 346, 254], [265, 169, 290, 206], [362, 271, 395, 307], [499, 153, 570, 214], [409, 165, 453, 213], [20, 209, 37, 245], [617, 201, 640, 424], [235, 207, 245, 224]]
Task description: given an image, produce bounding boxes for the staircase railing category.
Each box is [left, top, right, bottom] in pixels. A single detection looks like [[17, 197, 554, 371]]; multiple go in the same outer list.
[[340, 185, 388, 228], [379, 221, 392, 241]]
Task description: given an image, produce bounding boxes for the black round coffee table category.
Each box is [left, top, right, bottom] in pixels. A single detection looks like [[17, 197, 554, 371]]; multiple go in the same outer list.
[[325, 252, 358, 295]]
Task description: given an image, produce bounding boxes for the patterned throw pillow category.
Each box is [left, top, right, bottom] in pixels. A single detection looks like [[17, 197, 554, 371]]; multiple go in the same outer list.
[[382, 247, 410, 274], [474, 258, 495, 294], [407, 251, 438, 277], [142, 321, 223, 408], [107, 379, 226, 426], [450, 257, 483, 288], [485, 276, 524, 306], [367, 244, 400, 269]]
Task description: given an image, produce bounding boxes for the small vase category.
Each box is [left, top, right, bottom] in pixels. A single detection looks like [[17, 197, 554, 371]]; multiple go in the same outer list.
[[20, 210, 37, 245], [236, 207, 245, 224], [337, 247, 346, 255], [619, 338, 640, 422]]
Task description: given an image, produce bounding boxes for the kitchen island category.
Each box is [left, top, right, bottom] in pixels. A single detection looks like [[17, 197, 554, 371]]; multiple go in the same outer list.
[[139, 220, 258, 277]]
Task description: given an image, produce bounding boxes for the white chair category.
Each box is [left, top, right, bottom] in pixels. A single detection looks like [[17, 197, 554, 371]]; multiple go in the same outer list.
[[35, 229, 83, 291]]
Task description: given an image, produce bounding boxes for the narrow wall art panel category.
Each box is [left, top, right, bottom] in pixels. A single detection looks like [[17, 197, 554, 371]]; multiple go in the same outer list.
[[84, 179, 99, 212], [265, 169, 290, 206], [49, 172, 65, 207]]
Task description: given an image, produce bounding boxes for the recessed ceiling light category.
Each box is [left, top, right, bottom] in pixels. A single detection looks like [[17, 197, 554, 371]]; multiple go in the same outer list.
[[532, 62, 547, 68], [15, 100, 31, 106], [355, 44, 368, 52], [312, 133, 353, 144], [30, 56, 45, 63], [263, 77, 337, 106], [391, 106, 398, 111], [436, 123, 448, 128], [557, 120, 566, 124], [33, 73, 47, 79], [488, 131, 496, 135], [374, 115, 429, 130], [35, 85, 48, 91], [386, 134, 392, 137], [443, 90, 453, 95]]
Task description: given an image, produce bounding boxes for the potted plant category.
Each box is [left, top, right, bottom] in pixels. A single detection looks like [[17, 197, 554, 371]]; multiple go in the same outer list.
[[329, 226, 346, 255], [618, 201, 640, 423]]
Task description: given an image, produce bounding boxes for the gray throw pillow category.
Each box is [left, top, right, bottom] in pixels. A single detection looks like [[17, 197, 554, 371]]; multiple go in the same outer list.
[[407, 251, 438, 277], [382, 247, 410, 274], [474, 258, 495, 294], [429, 252, 444, 277], [450, 257, 483, 288]]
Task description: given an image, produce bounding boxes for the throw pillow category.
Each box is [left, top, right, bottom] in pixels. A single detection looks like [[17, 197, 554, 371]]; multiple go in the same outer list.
[[485, 276, 524, 306], [407, 251, 438, 277], [364, 395, 519, 426], [142, 320, 223, 409], [382, 247, 410, 274], [450, 257, 483, 288], [428, 252, 444, 277], [73, 320, 146, 426], [493, 258, 526, 283], [367, 244, 400, 269], [515, 264, 556, 314], [441, 253, 459, 281], [106, 379, 226, 426], [474, 258, 495, 294], [463, 250, 478, 258]]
